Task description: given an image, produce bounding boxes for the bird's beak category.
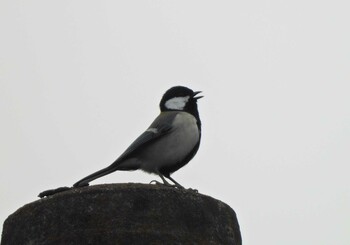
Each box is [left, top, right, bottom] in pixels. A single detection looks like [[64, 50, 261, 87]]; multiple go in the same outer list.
[[193, 91, 204, 100]]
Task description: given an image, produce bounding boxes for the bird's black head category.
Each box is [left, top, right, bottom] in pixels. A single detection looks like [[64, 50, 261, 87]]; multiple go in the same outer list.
[[160, 86, 203, 118]]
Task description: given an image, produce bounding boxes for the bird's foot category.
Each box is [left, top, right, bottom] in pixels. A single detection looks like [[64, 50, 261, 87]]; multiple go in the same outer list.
[[150, 180, 183, 189], [149, 180, 197, 192]]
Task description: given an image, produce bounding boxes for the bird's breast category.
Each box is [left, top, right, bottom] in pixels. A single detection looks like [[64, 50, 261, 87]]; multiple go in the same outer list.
[[140, 112, 200, 172]]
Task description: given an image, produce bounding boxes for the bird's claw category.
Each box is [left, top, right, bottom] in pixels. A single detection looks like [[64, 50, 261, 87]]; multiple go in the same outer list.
[[149, 180, 177, 188], [150, 180, 187, 190]]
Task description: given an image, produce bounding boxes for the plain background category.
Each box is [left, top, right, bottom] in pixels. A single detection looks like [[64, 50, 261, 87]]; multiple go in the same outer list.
[[1, 1, 349, 244]]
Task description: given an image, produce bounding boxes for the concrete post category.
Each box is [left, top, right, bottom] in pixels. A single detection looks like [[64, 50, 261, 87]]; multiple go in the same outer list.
[[1, 184, 241, 244]]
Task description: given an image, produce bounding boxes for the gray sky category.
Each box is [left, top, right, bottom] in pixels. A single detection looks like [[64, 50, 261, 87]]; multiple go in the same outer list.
[[1, 1, 349, 244]]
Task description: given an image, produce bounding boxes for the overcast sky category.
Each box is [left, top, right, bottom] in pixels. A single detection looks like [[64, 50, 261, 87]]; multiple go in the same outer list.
[[1, 1, 349, 244]]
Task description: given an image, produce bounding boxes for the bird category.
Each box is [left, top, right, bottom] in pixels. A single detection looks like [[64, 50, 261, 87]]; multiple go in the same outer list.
[[72, 86, 203, 189]]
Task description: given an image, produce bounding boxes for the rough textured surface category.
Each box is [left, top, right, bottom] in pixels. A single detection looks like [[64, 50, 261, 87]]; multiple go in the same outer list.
[[1, 183, 241, 245]]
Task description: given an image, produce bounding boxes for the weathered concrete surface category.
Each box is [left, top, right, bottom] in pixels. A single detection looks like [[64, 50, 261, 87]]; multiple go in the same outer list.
[[1, 183, 241, 245]]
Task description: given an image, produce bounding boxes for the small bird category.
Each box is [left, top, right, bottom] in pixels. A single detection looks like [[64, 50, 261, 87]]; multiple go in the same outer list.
[[73, 86, 203, 189]]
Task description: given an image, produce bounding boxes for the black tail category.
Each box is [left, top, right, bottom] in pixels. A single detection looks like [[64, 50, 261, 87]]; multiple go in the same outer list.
[[73, 164, 119, 187]]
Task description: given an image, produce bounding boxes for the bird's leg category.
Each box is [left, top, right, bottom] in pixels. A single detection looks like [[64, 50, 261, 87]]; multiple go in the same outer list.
[[165, 176, 185, 189], [159, 174, 174, 186], [166, 176, 199, 192], [150, 172, 176, 188]]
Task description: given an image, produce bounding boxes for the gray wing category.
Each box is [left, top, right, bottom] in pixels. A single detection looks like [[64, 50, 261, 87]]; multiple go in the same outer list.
[[73, 112, 178, 187], [116, 112, 178, 162]]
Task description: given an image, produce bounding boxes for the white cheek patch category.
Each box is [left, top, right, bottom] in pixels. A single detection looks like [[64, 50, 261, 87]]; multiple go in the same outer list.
[[165, 96, 190, 110]]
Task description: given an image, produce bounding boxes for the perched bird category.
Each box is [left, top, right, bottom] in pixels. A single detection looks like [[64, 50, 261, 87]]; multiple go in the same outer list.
[[73, 86, 203, 189]]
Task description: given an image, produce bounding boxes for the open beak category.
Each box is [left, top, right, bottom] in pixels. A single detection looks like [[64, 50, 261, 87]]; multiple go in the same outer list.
[[193, 91, 204, 100]]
